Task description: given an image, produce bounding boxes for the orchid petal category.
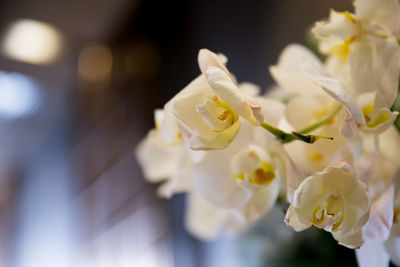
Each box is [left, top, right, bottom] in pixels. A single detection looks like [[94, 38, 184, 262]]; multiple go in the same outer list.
[[198, 49, 230, 77], [207, 66, 264, 125], [355, 0, 400, 35], [185, 192, 228, 240], [356, 238, 390, 267], [301, 60, 366, 126], [364, 185, 394, 240], [269, 44, 322, 96]]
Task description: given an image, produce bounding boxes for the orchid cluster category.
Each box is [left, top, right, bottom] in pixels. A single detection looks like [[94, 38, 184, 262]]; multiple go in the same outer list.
[[136, 0, 400, 265]]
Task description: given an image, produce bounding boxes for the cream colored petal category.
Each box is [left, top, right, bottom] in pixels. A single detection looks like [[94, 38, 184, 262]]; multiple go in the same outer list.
[[384, 237, 400, 265], [154, 109, 164, 128], [269, 44, 322, 96], [361, 109, 399, 134], [350, 38, 400, 110], [356, 238, 390, 267], [157, 153, 193, 198], [198, 48, 230, 77], [159, 104, 181, 144], [364, 185, 394, 241], [135, 130, 183, 182], [300, 60, 366, 126], [291, 172, 327, 218], [355, 0, 400, 35], [192, 149, 252, 208], [189, 149, 206, 164], [373, 37, 400, 108], [380, 127, 400, 162], [184, 191, 228, 240], [335, 229, 364, 249], [237, 177, 280, 222], [285, 96, 330, 130], [188, 118, 240, 150], [257, 97, 285, 126], [191, 121, 258, 207], [325, 56, 353, 92], [230, 144, 271, 176], [273, 144, 306, 203], [340, 108, 358, 139], [286, 127, 348, 174], [312, 10, 356, 40], [207, 66, 264, 125], [349, 41, 378, 96], [347, 133, 364, 162], [169, 76, 214, 140], [284, 205, 312, 231]]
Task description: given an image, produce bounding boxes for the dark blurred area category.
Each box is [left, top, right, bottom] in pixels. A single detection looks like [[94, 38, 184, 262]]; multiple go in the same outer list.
[[0, 0, 354, 266]]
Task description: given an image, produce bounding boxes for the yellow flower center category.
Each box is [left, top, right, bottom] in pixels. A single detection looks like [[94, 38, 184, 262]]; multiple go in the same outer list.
[[328, 37, 355, 60], [362, 103, 391, 128], [326, 11, 359, 60], [197, 95, 238, 132], [312, 193, 344, 232], [232, 150, 276, 187]]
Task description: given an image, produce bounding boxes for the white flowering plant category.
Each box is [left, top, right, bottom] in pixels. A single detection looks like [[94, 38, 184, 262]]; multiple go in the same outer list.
[[136, 0, 400, 265]]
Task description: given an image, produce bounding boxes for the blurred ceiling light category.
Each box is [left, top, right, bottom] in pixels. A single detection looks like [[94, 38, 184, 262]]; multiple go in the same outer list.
[[0, 71, 41, 119], [78, 44, 113, 82], [2, 19, 62, 64]]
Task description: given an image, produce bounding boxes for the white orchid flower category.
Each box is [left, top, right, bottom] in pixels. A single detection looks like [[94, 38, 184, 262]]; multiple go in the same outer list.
[[301, 59, 399, 135], [356, 169, 400, 266], [184, 100, 285, 239], [269, 44, 357, 173], [313, 1, 400, 59], [166, 49, 264, 151], [285, 162, 371, 249], [312, 0, 400, 111], [135, 109, 193, 198], [191, 98, 285, 225]]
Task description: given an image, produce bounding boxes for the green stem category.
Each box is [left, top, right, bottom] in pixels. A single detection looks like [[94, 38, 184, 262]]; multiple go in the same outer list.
[[260, 106, 341, 144], [260, 122, 328, 144], [260, 122, 295, 143], [297, 106, 342, 134]]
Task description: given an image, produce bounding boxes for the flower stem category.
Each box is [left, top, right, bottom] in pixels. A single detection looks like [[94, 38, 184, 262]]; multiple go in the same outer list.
[[260, 122, 295, 142], [260, 122, 327, 144], [260, 106, 341, 144], [297, 106, 342, 134]]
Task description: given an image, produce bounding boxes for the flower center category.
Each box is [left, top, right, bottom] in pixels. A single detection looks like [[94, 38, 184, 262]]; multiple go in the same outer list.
[[231, 147, 276, 188], [328, 36, 355, 60], [361, 103, 391, 128], [197, 95, 238, 132], [312, 193, 344, 232]]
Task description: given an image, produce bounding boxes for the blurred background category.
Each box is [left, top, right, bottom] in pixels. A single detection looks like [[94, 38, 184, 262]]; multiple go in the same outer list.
[[0, 0, 358, 266]]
